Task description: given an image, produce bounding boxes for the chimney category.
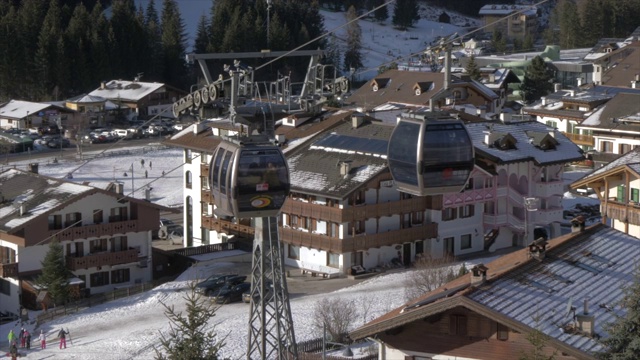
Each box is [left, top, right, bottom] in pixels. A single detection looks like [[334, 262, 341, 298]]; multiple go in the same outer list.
[[636, 74, 640, 82], [476, 108, 486, 116], [577, 78, 583, 87], [576, 298, 595, 336], [554, 83, 561, 92], [28, 163, 39, 174], [632, 81, 639, 89], [489, 73, 496, 83], [470, 264, 488, 286], [500, 112, 512, 123], [541, 97, 547, 106], [528, 238, 548, 261], [568, 90, 576, 97], [351, 114, 365, 128], [339, 160, 352, 176], [19, 202, 26, 216], [571, 215, 585, 232], [100, 81, 106, 90]]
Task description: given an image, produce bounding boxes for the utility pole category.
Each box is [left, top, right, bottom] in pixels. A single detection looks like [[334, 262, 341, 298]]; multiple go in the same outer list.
[[131, 163, 135, 197]]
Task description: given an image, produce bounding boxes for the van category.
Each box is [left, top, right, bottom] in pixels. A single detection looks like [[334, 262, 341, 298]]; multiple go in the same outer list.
[[114, 129, 131, 139]]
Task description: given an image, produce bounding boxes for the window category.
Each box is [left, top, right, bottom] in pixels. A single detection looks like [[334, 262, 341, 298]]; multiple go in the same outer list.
[[65, 212, 82, 227], [0, 278, 10, 295], [93, 209, 103, 224], [48, 214, 62, 230], [186, 171, 192, 189], [352, 220, 365, 234], [412, 212, 423, 224], [354, 189, 366, 205], [109, 207, 128, 222], [90, 271, 110, 287], [330, 223, 339, 237], [461, 234, 472, 250], [110, 236, 128, 252], [111, 269, 130, 284], [442, 208, 457, 221], [460, 205, 474, 218], [201, 202, 209, 215], [288, 245, 300, 260], [184, 149, 192, 164], [617, 185, 626, 202], [290, 215, 299, 228], [327, 252, 340, 268], [90, 238, 108, 253], [202, 175, 209, 189], [200, 152, 207, 164], [449, 314, 467, 335], [632, 188, 639, 203], [601, 141, 613, 153], [497, 323, 509, 341], [619, 143, 632, 154]]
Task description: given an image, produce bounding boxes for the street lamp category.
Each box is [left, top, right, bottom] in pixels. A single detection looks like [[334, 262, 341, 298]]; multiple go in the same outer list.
[[523, 197, 539, 246]]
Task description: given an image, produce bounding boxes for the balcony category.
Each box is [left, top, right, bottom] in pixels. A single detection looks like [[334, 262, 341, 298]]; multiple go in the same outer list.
[[281, 196, 443, 223], [280, 223, 438, 253], [562, 132, 594, 147], [201, 189, 214, 204], [48, 220, 138, 241], [0, 262, 18, 278], [202, 216, 255, 238], [605, 201, 640, 225], [535, 180, 565, 198], [66, 249, 139, 271]]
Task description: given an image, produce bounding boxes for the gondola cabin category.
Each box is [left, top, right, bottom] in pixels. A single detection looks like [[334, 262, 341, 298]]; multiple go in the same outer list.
[[387, 112, 474, 196], [209, 140, 290, 218]]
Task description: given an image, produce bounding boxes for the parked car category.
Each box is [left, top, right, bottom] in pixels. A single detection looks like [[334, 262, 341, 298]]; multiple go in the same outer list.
[[195, 275, 246, 296], [47, 137, 70, 148], [242, 281, 274, 304], [212, 282, 252, 304]]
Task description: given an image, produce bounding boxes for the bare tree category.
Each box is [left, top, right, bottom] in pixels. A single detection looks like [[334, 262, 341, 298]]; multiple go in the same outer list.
[[403, 254, 458, 301], [313, 297, 357, 344]]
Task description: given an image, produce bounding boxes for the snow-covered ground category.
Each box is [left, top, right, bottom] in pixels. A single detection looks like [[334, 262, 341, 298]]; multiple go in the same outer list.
[[0, 145, 601, 359]]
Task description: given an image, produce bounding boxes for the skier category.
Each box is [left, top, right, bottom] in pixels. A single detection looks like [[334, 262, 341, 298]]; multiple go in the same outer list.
[[7, 329, 15, 345], [25, 330, 31, 350], [58, 328, 69, 349], [18, 328, 25, 348], [39, 329, 46, 349]]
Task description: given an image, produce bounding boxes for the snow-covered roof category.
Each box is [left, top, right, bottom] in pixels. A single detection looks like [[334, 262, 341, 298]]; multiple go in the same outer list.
[[0, 169, 94, 231], [67, 94, 107, 104], [466, 121, 584, 165], [478, 4, 537, 16], [352, 224, 640, 358], [88, 80, 165, 102], [0, 100, 55, 120]]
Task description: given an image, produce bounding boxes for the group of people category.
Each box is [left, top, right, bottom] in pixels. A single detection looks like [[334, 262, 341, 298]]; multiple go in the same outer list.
[[7, 327, 68, 358]]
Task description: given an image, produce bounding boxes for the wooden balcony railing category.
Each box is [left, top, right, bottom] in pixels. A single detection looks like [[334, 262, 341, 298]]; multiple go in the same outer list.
[[66, 249, 139, 271], [605, 201, 640, 225], [562, 132, 595, 147], [201, 189, 214, 204], [0, 262, 19, 279], [280, 223, 438, 253], [202, 216, 255, 238], [281, 196, 443, 224], [49, 220, 139, 241]]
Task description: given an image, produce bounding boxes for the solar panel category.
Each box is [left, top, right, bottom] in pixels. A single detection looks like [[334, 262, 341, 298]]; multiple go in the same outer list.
[[314, 133, 388, 155]]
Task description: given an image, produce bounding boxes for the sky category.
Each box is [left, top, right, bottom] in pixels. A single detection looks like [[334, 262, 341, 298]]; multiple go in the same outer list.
[[0, 4, 602, 359]]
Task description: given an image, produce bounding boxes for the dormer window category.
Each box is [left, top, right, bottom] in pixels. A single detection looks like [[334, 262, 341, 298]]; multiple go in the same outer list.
[[526, 131, 559, 151], [413, 81, 433, 96], [486, 132, 517, 150], [371, 78, 390, 92]]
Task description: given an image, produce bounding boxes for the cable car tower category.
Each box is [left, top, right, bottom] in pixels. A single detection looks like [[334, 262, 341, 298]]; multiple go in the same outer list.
[[207, 63, 296, 360]]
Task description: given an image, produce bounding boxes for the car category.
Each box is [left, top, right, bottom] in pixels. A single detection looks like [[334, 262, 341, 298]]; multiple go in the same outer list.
[[195, 275, 246, 296], [242, 281, 274, 304], [47, 137, 70, 148], [156, 218, 184, 239], [212, 282, 252, 304]]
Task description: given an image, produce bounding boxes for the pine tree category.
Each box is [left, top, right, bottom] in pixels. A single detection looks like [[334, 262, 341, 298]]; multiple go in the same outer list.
[[520, 56, 554, 103], [465, 54, 481, 81], [154, 282, 226, 360], [596, 265, 640, 359], [373, 0, 389, 22], [491, 29, 507, 54], [160, 0, 187, 88], [522, 35, 534, 52], [145, 0, 164, 82], [557, 0, 581, 49], [35, 0, 63, 100], [392, 0, 419, 30], [343, 6, 363, 74], [194, 14, 209, 54], [37, 239, 72, 306]]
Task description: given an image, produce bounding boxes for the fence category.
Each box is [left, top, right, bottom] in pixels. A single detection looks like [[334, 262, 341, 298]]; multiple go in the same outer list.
[[35, 282, 155, 326], [79, 144, 170, 161], [295, 335, 378, 360]]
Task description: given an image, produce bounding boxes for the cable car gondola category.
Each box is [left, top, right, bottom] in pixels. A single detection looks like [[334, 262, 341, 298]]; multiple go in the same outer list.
[[387, 112, 474, 196], [209, 139, 290, 218]]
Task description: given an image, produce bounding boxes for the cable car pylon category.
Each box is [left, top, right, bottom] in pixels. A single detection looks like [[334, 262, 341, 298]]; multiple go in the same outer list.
[[207, 61, 297, 359]]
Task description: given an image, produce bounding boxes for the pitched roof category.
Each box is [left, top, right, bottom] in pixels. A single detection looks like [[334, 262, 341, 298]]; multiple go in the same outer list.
[[88, 80, 165, 102], [286, 118, 392, 199], [0, 100, 58, 120], [0, 169, 172, 234], [572, 147, 640, 186], [465, 121, 585, 165], [599, 41, 640, 87], [578, 93, 640, 132], [351, 224, 639, 358]]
